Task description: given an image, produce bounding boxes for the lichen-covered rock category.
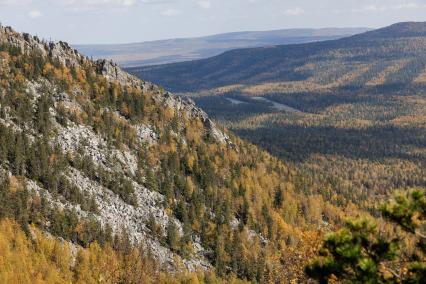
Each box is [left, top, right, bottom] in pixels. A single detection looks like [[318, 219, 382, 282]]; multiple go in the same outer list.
[[96, 59, 141, 87], [1, 26, 86, 67]]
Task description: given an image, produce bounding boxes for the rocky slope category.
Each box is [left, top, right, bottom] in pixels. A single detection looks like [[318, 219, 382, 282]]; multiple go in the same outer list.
[[0, 24, 230, 271], [0, 24, 346, 282]]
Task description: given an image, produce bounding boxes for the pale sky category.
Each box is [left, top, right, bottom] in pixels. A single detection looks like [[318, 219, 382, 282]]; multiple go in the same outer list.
[[0, 0, 425, 44]]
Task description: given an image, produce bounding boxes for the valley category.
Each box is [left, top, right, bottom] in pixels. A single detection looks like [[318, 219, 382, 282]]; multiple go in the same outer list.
[[132, 22, 426, 213]]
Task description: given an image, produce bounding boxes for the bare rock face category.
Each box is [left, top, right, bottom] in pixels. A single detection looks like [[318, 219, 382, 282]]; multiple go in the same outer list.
[[135, 124, 158, 145], [0, 26, 86, 67], [96, 59, 141, 87], [48, 41, 86, 67]]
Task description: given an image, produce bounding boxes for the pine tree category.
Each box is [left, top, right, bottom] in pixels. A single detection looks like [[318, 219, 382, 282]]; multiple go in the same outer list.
[[214, 232, 230, 276], [306, 189, 426, 283], [274, 188, 284, 208], [166, 219, 180, 252], [11, 133, 25, 175], [144, 168, 158, 192]]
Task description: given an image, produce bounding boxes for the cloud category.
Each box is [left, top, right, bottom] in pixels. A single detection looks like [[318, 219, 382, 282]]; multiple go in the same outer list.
[[44, 0, 146, 13], [0, 0, 32, 6], [283, 7, 305, 16], [28, 9, 42, 18], [160, 8, 180, 16], [362, 2, 419, 12], [197, 1, 211, 9], [52, 0, 138, 9], [58, 0, 175, 7]]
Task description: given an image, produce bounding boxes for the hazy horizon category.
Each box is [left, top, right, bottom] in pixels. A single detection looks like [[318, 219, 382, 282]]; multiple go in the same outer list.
[[0, 0, 425, 44], [74, 27, 371, 46]]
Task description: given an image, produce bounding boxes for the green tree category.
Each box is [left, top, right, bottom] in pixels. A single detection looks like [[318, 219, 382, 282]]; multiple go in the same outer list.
[[166, 219, 180, 252], [306, 189, 426, 283]]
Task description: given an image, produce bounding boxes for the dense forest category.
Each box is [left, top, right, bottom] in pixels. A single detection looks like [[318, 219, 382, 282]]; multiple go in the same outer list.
[[191, 75, 426, 213]]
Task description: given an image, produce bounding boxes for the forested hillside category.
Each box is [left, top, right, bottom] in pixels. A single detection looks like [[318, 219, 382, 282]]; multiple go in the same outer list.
[[0, 25, 357, 282], [131, 22, 426, 213]]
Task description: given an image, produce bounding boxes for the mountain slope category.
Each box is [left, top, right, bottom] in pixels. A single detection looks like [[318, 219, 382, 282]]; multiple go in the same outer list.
[[75, 27, 369, 67], [0, 25, 350, 282], [129, 22, 426, 92]]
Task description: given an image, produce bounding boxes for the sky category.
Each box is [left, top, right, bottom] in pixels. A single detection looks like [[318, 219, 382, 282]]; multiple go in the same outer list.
[[0, 0, 425, 44]]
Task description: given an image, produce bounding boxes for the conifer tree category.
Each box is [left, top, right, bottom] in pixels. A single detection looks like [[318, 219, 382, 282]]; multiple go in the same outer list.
[[166, 219, 180, 252], [306, 189, 426, 283]]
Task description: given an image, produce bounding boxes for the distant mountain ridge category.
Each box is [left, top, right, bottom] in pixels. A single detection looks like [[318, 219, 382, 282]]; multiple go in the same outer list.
[[74, 27, 369, 67], [128, 22, 426, 93], [350, 21, 426, 39]]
